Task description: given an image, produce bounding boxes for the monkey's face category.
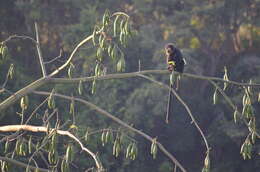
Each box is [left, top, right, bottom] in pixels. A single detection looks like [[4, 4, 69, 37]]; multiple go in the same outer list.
[[165, 47, 174, 56]]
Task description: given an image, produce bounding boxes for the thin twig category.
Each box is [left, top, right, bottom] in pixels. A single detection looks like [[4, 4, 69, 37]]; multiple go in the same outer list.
[[44, 49, 63, 64], [0, 156, 49, 172], [25, 97, 49, 124], [35, 22, 47, 77], [0, 125, 104, 171], [33, 91, 187, 172], [2, 35, 37, 44]]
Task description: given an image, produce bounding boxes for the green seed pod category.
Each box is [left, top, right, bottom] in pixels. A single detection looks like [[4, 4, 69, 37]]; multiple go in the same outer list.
[[213, 88, 218, 105], [101, 130, 106, 146], [8, 64, 14, 79], [61, 158, 69, 172], [105, 129, 111, 143], [69, 99, 75, 115], [233, 108, 238, 123], [4, 140, 9, 153], [78, 80, 83, 95], [28, 136, 32, 154], [113, 140, 117, 156], [20, 96, 29, 110], [48, 89, 55, 109], [120, 20, 125, 34], [126, 143, 132, 158], [96, 47, 103, 60], [124, 19, 130, 35], [66, 145, 73, 163], [223, 66, 229, 91], [204, 153, 210, 169], [113, 15, 120, 37], [84, 129, 89, 142], [91, 79, 96, 94]]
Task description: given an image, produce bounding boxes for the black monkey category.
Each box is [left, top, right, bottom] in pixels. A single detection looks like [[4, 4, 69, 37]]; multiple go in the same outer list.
[[165, 43, 185, 123], [165, 43, 184, 73]]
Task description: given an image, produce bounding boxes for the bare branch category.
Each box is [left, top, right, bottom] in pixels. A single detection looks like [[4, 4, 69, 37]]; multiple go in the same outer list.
[[48, 30, 102, 77], [1, 35, 37, 44], [0, 77, 49, 111], [44, 49, 63, 64], [0, 156, 49, 172], [33, 91, 187, 172], [50, 70, 260, 87], [1, 69, 259, 115], [34, 22, 47, 77], [137, 74, 210, 152], [0, 125, 104, 171]]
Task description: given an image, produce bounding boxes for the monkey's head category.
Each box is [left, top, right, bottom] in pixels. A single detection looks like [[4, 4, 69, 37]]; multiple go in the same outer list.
[[165, 43, 175, 56]]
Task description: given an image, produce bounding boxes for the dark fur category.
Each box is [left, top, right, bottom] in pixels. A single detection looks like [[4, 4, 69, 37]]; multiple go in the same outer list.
[[165, 43, 184, 73]]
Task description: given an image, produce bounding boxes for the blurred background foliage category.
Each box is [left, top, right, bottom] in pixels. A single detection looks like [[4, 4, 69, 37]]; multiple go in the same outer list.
[[0, 0, 260, 171]]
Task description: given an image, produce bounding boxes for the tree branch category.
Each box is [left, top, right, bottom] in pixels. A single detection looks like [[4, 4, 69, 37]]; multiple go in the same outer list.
[[0, 125, 103, 171], [1, 70, 259, 113], [50, 70, 260, 87], [33, 91, 187, 172], [137, 74, 210, 152], [34, 22, 47, 77], [0, 156, 49, 172], [0, 77, 49, 111], [209, 80, 260, 138]]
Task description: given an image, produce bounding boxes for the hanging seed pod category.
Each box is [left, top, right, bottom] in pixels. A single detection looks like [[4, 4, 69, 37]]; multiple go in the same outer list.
[[78, 80, 83, 95], [151, 138, 158, 159], [204, 152, 210, 169], [1, 45, 8, 59], [7, 64, 14, 79], [20, 96, 29, 110], [48, 89, 55, 109], [84, 128, 89, 142], [233, 108, 238, 123], [113, 15, 120, 37], [130, 143, 138, 160], [113, 139, 120, 157], [61, 158, 69, 172], [116, 55, 126, 72], [105, 129, 111, 143], [65, 145, 73, 163], [69, 98, 75, 115], [111, 45, 117, 60], [101, 130, 106, 146], [124, 18, 130, 35], [126, 143, 132, 158], [67, 63, 74, 78], [96, 47, 103, 61], [28, 136, 32, 154], [247, 80, 253, 94], [213, 88, 218, 105], [91, 79, 96, 94], [4, 140, 9, 153], [223, 66, 229, 91], [258, 92, 260, 102], [51, 131, 57, 151], [15, 139, 21, 155], [48, 151, 58, 165], [107, 44, 112, 56]]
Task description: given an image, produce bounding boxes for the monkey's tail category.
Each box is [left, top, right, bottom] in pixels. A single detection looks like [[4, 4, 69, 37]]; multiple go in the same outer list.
[[166, 83, 174, 123]]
